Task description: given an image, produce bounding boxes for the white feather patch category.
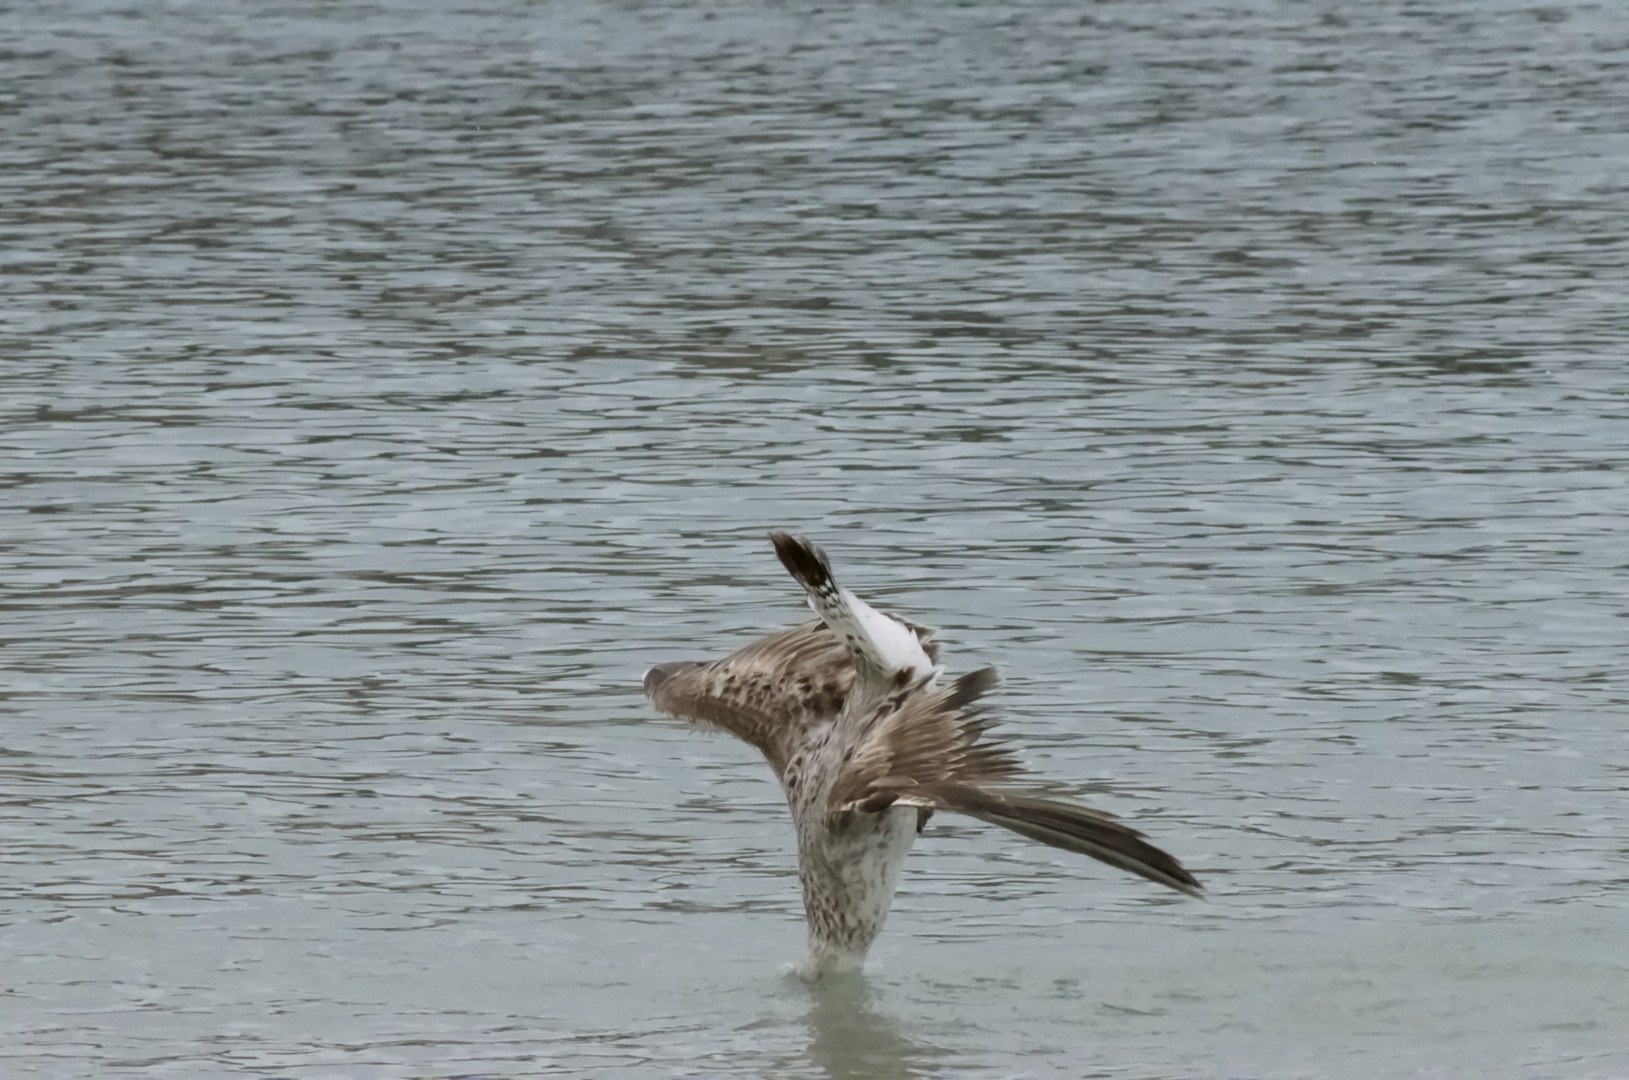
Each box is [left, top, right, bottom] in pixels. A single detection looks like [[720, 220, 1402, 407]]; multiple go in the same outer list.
[[804, 584, 934, 677]]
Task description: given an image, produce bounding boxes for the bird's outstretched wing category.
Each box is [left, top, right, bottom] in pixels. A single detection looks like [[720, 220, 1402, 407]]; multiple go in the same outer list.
[[828, 667, 1024, 808], [643, 619, 854, 778], [828, 668, 1203, 897]]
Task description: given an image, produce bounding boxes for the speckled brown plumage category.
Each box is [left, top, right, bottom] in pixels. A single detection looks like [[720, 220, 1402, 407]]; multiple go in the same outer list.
[[644, 619, 854, 782], [644, 533, 1201, 977]]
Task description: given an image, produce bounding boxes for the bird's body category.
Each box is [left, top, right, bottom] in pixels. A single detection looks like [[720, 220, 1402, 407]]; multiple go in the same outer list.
[[643, 533, 1199, 978]]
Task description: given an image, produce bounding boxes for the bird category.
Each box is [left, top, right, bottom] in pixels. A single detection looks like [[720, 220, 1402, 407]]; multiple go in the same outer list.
[[643, 533, 1201, 979]]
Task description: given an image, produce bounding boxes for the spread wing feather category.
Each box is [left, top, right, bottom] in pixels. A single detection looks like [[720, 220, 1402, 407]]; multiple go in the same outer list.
[[827, 667, 1202, 896], [925, 785, 1203, 896], [643, 619, 853, 777], [828, 668, 1024, 811]]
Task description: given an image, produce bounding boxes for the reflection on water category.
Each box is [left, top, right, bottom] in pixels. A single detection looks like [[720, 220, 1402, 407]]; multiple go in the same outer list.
[[795, 973, 942, 1080], [5, 0, 1628, 1077]]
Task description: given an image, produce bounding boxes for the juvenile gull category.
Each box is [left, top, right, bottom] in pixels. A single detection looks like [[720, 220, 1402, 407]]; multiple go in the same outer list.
[[644, 533, 1201, 978]]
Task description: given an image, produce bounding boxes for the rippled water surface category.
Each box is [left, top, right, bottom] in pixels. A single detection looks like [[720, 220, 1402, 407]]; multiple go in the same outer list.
[[4, 1, 1627, 1077]]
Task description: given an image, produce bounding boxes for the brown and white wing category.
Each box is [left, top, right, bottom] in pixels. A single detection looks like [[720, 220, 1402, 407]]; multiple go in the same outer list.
[[827, 669, 1202, 897], [827, 668, 1024, 809], [643, 619, 854, 777]]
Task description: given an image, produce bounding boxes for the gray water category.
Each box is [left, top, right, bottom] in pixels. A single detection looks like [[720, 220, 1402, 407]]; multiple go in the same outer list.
[[4, 1, 1627, 1077]]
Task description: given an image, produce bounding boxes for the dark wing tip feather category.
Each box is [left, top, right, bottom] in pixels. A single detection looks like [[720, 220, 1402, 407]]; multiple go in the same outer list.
[[946, 667, 1000, 711], [769, 532, 837, 597], [931, 786, 1202, 897]]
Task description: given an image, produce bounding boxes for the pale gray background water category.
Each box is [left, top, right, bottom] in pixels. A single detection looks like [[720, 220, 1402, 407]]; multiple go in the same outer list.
[[3, 1, 1626, 1077]]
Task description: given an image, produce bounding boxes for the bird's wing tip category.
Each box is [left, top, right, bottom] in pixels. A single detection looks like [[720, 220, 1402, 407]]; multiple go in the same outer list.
[[769, 532, 835, 593], [643, 660, 702, 702]]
